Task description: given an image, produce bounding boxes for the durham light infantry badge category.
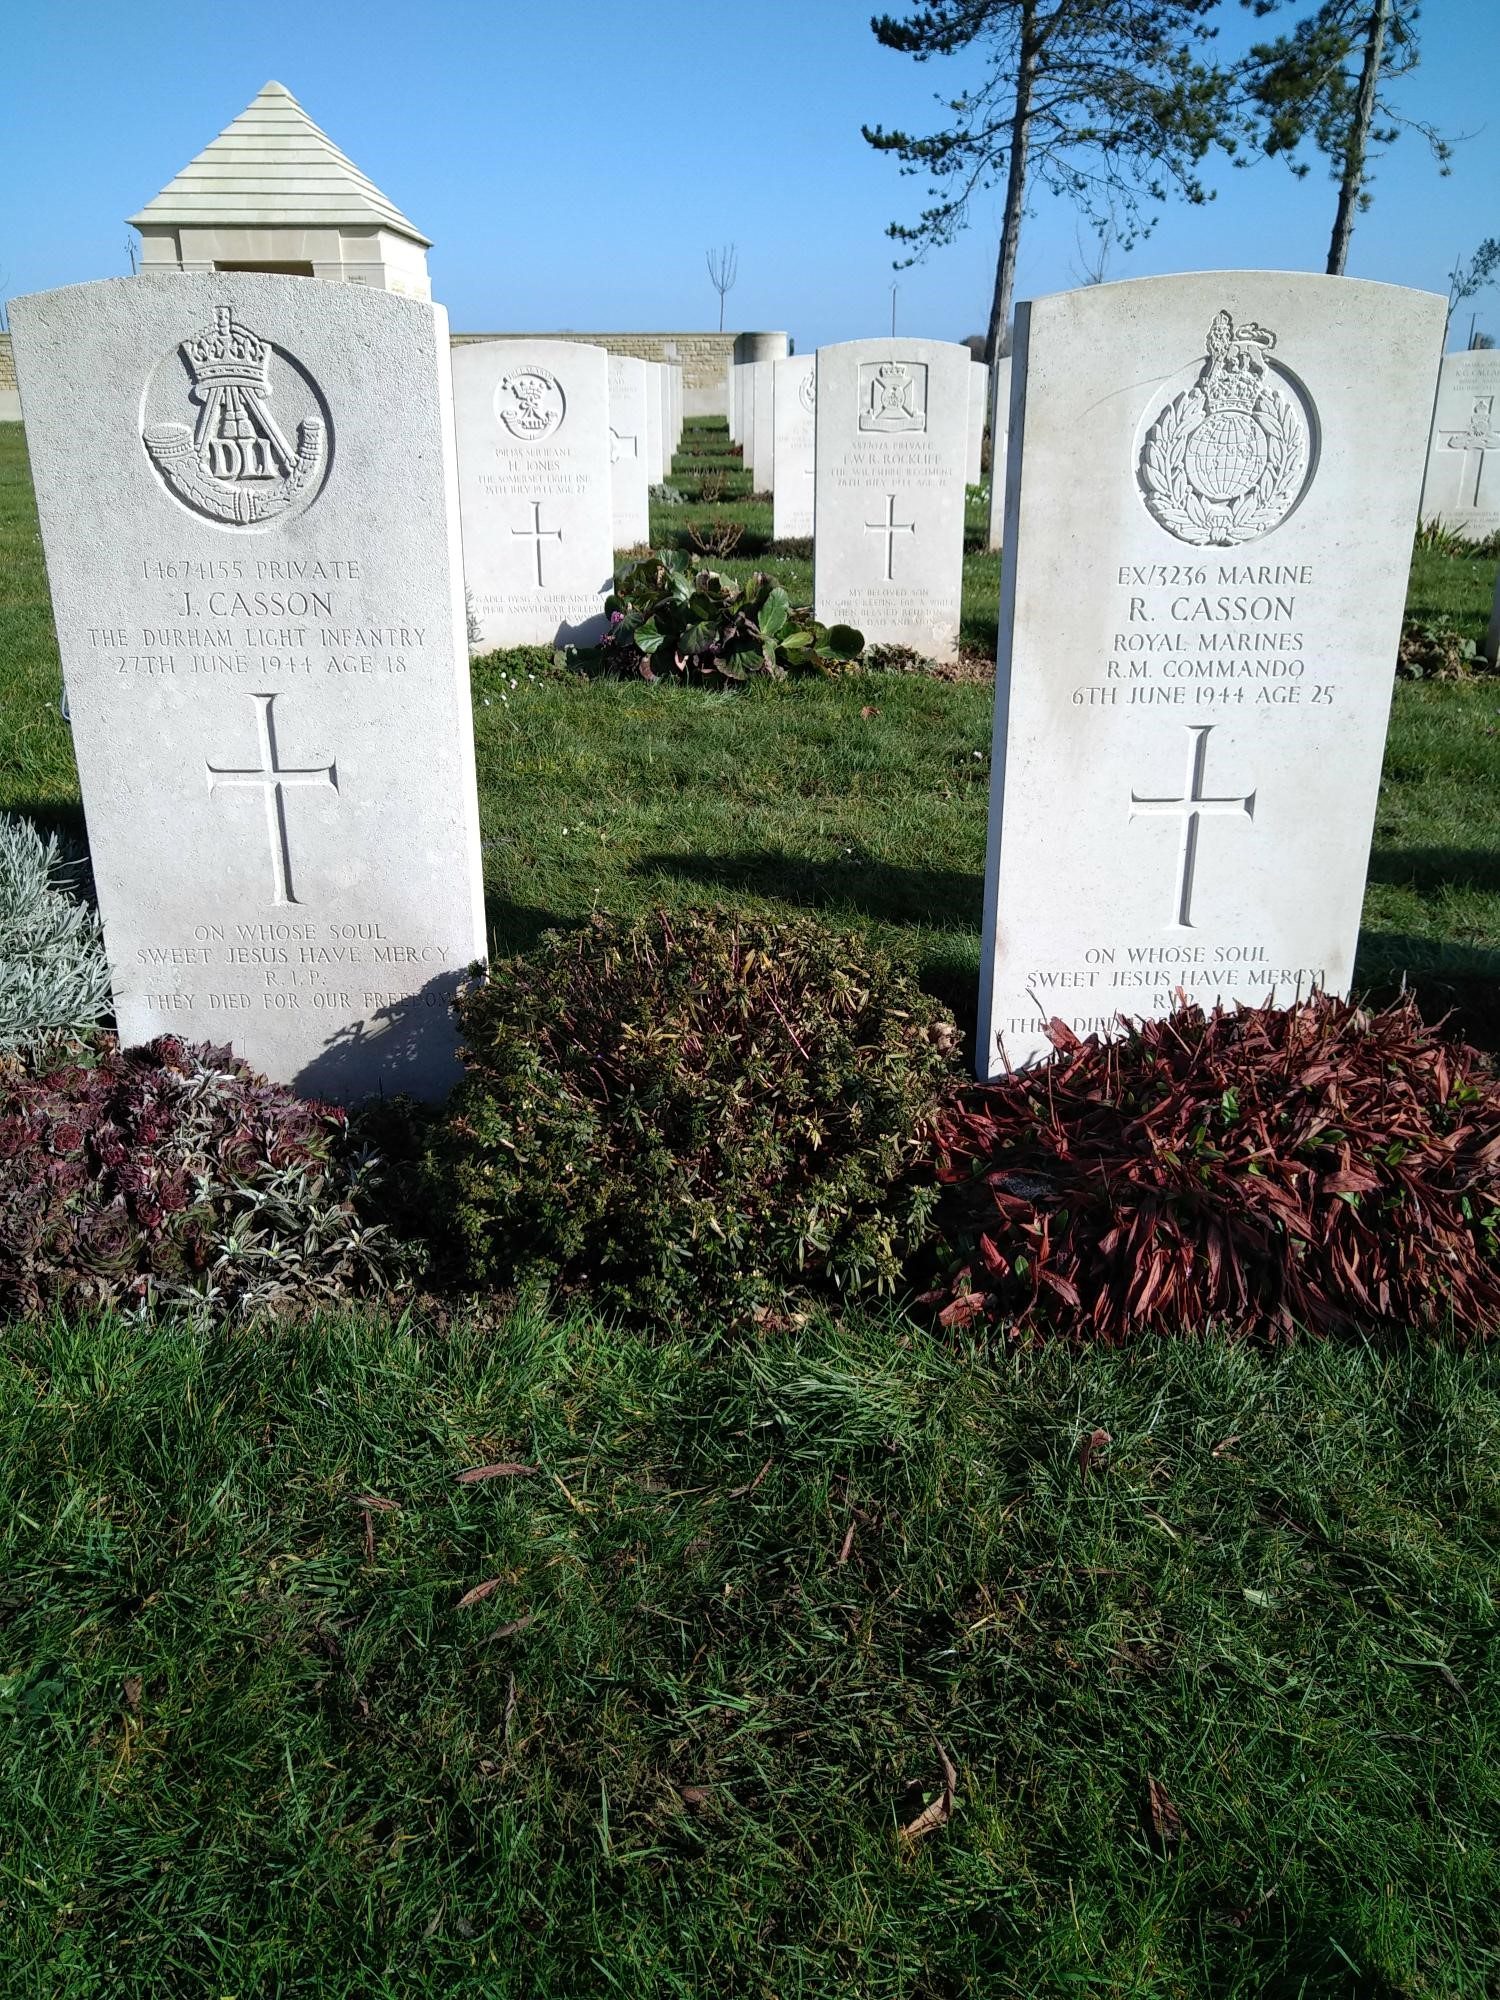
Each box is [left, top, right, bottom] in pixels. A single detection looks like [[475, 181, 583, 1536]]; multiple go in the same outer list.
[[143, 305, 329, 527]]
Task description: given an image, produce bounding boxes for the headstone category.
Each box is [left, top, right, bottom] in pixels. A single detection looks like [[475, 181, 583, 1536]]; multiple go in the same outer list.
[[1485, 567, 1500, 668], [451, 338, 613, 650], [1418, 348, 1500, 540], [967, 361, 987, 484], [607, 353, 651, 550], [977, 272, 1445, 1078], [644, 363, 665, 487], [772, 352, 816, 541], [9, 273, 486, 1101], [751, 358, 775, 493], [813, 338, 970, 660], [740, 364, 758, 480], [986, 358, 1013, 552], [730, 362, 744, 444]]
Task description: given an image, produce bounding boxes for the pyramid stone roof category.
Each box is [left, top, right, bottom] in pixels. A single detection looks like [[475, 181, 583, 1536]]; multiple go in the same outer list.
[[128, 81, 431, 246]]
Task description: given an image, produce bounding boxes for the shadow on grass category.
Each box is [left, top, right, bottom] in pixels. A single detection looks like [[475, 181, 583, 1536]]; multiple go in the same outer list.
[[630, 848, 982, 930], [1366, 843, 1500, 896], [1356, 928, 1500, 1049]]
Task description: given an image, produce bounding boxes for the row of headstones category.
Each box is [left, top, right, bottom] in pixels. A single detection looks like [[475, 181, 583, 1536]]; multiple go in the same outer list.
[[454, 343, 683, 652], [4, 269, 1463, 1108], [460, 333, 1499, 663]]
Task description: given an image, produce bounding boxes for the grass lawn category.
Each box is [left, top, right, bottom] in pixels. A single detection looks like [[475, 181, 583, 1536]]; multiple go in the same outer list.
[[3, 1309, 1497, 1997], [2, 416, 1499, 1995]]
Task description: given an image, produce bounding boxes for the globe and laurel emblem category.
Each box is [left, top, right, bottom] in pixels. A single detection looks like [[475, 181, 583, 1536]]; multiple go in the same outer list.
[[1139, 311, 1312, 546]]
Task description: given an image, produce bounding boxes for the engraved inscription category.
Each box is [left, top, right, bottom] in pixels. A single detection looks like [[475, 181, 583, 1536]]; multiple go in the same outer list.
[[496, 368, 565, 440], [1128, 724, 1256, 928], [858, 361, 927, 434], [143, 306, 330, 527], [1139, 311, 1313, 547], [206, 691, 338, 906]]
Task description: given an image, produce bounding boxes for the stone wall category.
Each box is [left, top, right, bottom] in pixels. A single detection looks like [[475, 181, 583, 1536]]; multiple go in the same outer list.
[[450, 331, 788, 419], [0, 333, 19, 421]]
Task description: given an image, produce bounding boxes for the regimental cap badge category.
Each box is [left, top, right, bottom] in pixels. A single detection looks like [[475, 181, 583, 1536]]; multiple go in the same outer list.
[[858, 358, 927, 433], [496, 368, 566, 440], [1138, 310, 1313, 546], [142, 303, 329, 528]]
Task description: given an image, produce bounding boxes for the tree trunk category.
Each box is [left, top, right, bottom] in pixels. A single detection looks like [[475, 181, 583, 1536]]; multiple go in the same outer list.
[[1326, 0, 1389, 275], [986, 3, 1037, 365]]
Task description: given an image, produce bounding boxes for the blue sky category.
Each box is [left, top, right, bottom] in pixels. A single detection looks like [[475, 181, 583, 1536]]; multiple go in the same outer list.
[[7, 0, 1499, 350]]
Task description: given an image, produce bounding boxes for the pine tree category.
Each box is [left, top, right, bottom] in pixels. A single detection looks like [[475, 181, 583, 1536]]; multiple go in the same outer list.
[[862, 0, 1242, 365], [1239, 0, 1450, 275]]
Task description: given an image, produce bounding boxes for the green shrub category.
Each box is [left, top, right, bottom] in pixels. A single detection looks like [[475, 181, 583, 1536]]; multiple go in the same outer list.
[[924, 994, 1500, 1343], [0, 1035, 413, 1320], [572, 552, 862, 686], [427, 910, 960, 1320], [0, 815, 112, 1053]]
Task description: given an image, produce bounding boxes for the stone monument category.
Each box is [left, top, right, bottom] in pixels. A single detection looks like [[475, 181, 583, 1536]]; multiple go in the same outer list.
[[813, 338, 970, 660], [9, 274, 486, 1100], [977, 273, 1445, 1078], [608, 353, 651, 550], [451, 339, 613, 650], [772, 352, 816, 541], [1418, 348, 1500, 541]]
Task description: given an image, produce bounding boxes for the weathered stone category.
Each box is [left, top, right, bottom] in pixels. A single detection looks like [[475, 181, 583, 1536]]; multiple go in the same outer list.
[[607, 353, 651, 550], [9, 273, 485, 1100], [986, 358, 1012, 552], [772, 353, 816, 541], [451, 338, 613, 649], [977, 272, 1445, 1078], [1418, 348, 1500, 540]]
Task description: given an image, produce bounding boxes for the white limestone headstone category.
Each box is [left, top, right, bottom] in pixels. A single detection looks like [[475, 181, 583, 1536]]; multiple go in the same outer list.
[[1418, 348, 1500, 541], [9, 274, 486, 1101], [730, 362, 744, 444], [607, 353, 651, 550], [986, 358, 1013, 552], [977, 272, 1445, 1079], [813, 338, 970, 660], [644, 363, 665, 487], [451, 338, 613, 650], [751, 358, 775, 493], [740, 364, 758, 481], [967, 362, 987, 484], [772, 352, 816, 541]]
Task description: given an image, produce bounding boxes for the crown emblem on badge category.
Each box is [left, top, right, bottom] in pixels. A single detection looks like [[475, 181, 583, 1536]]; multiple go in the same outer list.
[[859, 358, 927, 432], [143, 303, 327, 527], [181, 305, 269, 388], [1138, 309, 1311, 547]]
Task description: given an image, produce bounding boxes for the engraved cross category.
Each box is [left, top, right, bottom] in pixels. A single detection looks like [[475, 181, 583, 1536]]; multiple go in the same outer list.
[[512, 500, 564, 587], [206, 691, 338, 908], [1440, 396, 1500, 510], [864, 494, 916, 581], [1129, 724, 1255, 929]]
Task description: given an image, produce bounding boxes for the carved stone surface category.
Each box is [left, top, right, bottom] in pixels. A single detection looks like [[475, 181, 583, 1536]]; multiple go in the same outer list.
[[986, 358, 1012, 553], [1419, 348, 1500, 541], [772, 353, 816, 541], [967, 361, 987, 485], [751, 358, 775, 494], [976, 271, 1445, 1079], [9, 273, 485, 1101], [813, 339, 969, 660], [607, 353, 650, 551], [452, 338, 613, 649]]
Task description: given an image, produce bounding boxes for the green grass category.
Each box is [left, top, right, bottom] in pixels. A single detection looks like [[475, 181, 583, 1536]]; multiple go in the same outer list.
[[2, 1307, 1496, 1997]]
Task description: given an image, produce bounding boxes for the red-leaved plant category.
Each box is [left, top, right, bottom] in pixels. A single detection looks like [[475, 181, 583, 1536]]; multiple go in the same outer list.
[[0, 1035, 408, 1319], [925, 994, 1500, 1342]]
